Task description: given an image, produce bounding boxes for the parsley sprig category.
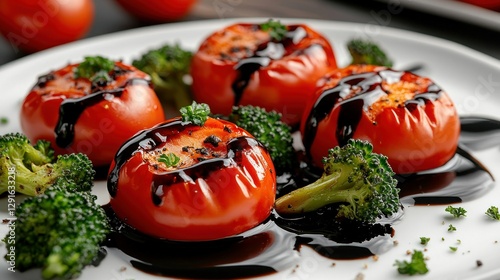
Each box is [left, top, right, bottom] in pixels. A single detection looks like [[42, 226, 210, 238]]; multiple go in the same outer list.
[[74, 56, 115, 84], [180, 101, 210, 126], [158, 153, 180, 167], [394, 250, 429, 275], [486, 206, 500, 220], [445, 205, 467, 218], [260, 19, 288, 41]]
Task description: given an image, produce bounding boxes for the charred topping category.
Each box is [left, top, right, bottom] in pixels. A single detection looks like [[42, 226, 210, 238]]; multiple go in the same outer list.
[[204, 135, 222, 147]]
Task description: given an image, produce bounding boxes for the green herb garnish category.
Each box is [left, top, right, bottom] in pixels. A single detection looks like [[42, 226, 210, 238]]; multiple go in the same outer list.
[[180, 101, 210, 126], [0, 117, 8, 125], [486, 206, 500, 220], [158, 153, 180, 167], [420, 237, 430, 245], [448, 224, 457, 232], [260, 19, 287, 41], [394, 250, 429, 275], [74, 56, 115, 84], [445, 205, 467, 218], [450, 246, 458, 252]]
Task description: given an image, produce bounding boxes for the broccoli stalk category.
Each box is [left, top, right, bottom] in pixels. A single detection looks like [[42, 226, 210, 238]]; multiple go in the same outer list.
[[132, 43, 193, 110], [275, 139, 400, 223], [347, 39, 393, 67], [7, 181, 109, 280], [228, 105, 294, 173], [0, 133, 95, 196]]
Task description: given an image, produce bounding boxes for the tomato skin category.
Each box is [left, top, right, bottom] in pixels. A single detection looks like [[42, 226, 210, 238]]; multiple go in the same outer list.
[[108, 117, 276, 241], [300, 65, 460, 174], [458, 0, 500, 10], [114, 0, 197, 22], [190, 22, 337, 126], [20, 61, 165, 167], [0, 0, 94, 53]]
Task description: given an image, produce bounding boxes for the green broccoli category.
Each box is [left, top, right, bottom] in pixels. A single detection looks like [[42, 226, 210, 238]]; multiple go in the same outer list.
[[274, 139, 400, 223], [0, 132, 95, 196], [5, 183, 109, 280], [228, 105, 294, 173], [347, 38, 393, 67], [132, 43, 193, 109]]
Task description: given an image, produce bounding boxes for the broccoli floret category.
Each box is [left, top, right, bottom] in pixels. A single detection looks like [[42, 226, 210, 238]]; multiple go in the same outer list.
[[0, 133, 95, 196], [4, 183, 109, 280], [347, 38, 393, 67], [228, 105, 294, 173], [132, 43, 193, 109], [274, 139, 400, 223]]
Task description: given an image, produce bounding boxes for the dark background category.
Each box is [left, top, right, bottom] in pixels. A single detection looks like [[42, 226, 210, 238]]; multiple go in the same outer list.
[[1, 0, 499, 66]]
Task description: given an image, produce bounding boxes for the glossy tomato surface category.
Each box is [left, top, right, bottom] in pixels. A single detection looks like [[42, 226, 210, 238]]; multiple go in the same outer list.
[[108, 117, 276, 241], [0, 0, 94, 53], [300, 64, 460, 174], [20, 61, 165, 167], [190, 22, 337, 126], [458, 0, 500, 10], [114, 0, 197, 22]]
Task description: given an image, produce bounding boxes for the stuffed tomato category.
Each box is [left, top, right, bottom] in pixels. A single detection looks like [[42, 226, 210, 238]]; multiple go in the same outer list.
[[107, 110, 276, 241], [190, 20, 337, 126], [301, 64, 460, 174], [20, 56, 165, 167]]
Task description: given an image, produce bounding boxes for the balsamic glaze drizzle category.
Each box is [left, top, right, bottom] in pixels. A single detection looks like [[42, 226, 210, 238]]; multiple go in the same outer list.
[[107, 119, 264, 201], [231, 25, 308, 106], [302, 70, 442, 153], [54, 77, 150, 148]]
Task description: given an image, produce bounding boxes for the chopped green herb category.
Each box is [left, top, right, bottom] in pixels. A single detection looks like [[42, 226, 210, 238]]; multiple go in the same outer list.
[[158, 153, 180, 167], [180, 101, 210, 126], [260, 19, 287, 41], [0, 117, 8, 125], [448, 224, 457, 232], [420, 237, 430, 245], [486, 206, 500, 220], [394, 250, 429, 275], [74, 56, 115, 84], [450, 246, 458, 252], [445, 205, 467, 218]]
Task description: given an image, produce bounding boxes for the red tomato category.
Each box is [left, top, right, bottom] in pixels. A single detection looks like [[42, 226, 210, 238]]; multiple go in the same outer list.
[[107, 117, 276, 241], [0, 0, 94, 53], [458, 0, 500, 10], [20, 59, 165, 167], [190, 22, 337, 127], [114, 0, 197, 23], [300, 64, 460, 174]]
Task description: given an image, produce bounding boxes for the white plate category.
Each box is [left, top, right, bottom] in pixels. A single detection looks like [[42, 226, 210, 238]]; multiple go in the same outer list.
[[376, 0, 500, 32], [1, 18, 500, 280]]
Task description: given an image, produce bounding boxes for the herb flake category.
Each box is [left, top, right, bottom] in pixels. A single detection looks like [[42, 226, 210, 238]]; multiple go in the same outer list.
[[158, 153, 180, 167], [260, 19, 287, 41], [394, 250, 429, 275], [445, 205, 467, 218]]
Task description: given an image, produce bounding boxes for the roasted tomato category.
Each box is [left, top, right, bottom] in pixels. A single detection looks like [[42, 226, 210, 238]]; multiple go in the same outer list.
[[20, 56, 165, 167], [190, 20, 337, 126], [300, 64, 460, 174], [107, 115, 276, 241]]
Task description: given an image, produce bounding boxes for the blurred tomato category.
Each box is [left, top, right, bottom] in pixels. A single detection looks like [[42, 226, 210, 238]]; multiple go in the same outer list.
[[458, 0, 500, 10], [114, 0, 197, 23], [0, 0, 94, 53]]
